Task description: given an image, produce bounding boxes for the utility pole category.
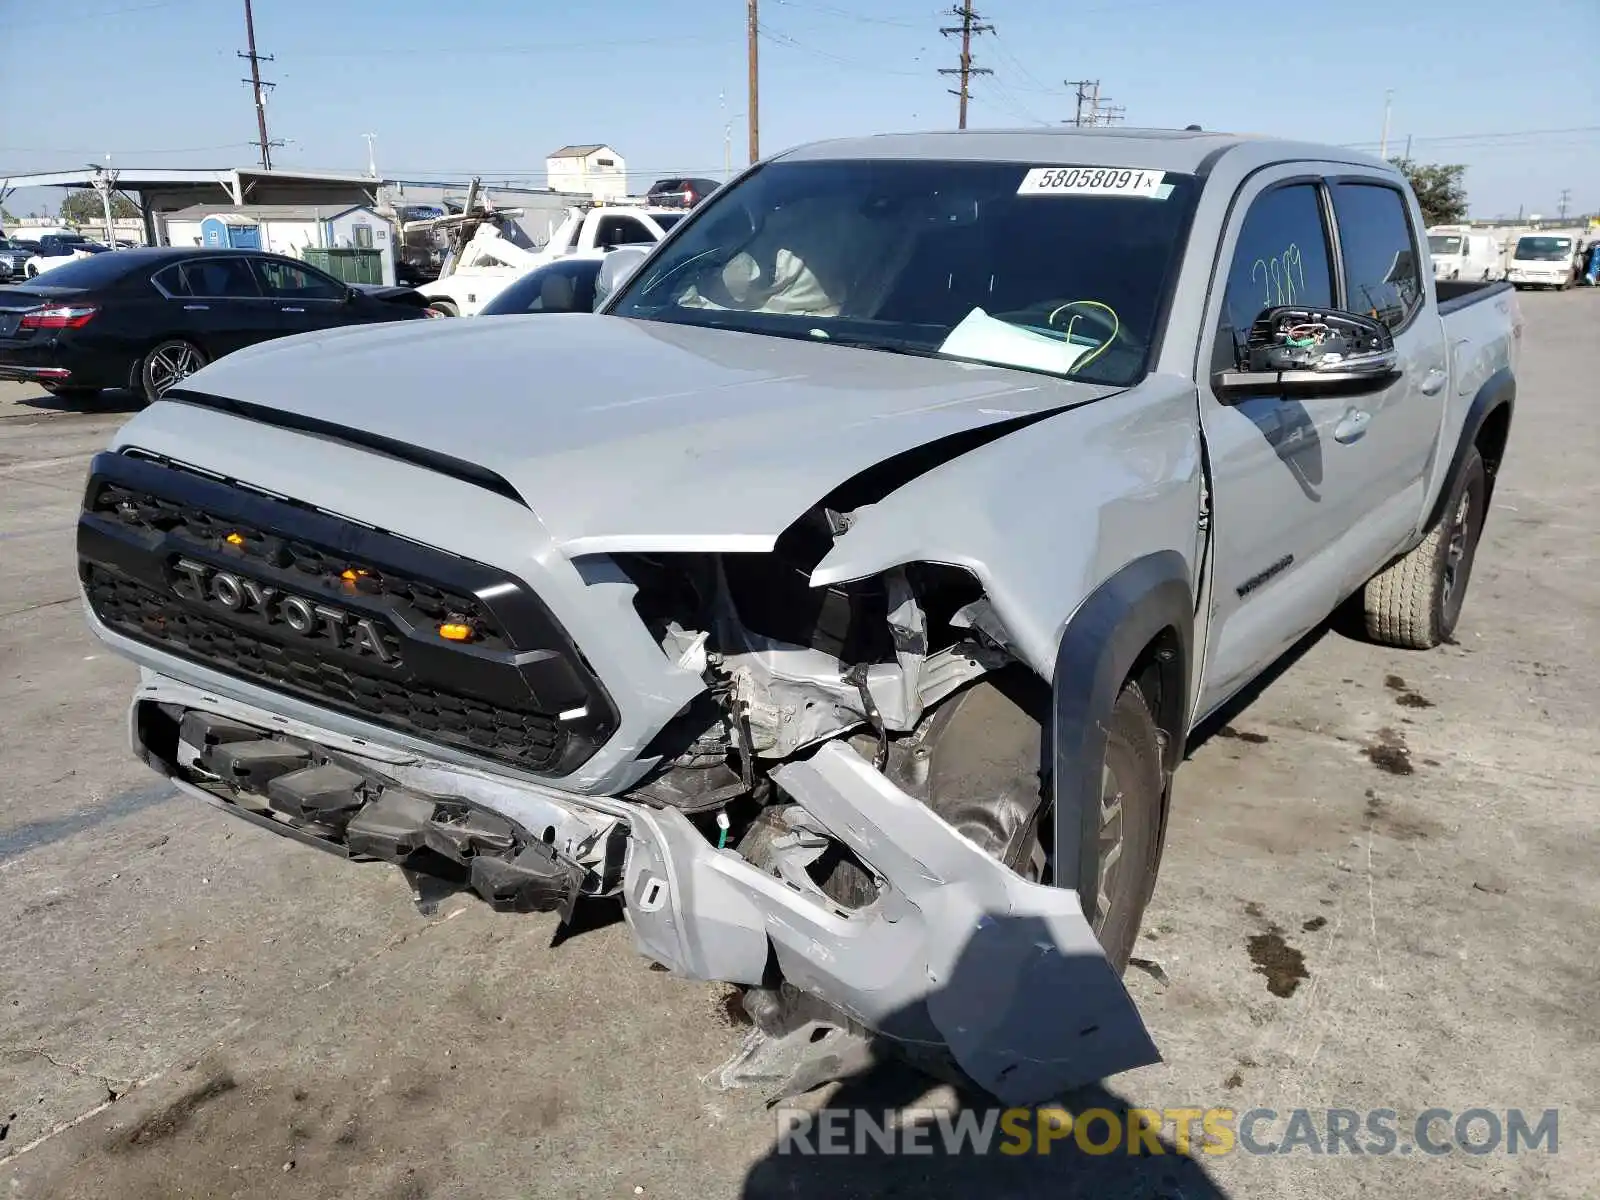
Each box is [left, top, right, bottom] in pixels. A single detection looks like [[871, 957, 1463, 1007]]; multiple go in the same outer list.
[[1064, 79, 1120, 127], [362, 133, 379, 179], [747, 0, 760, 163], [938, 4, 992, 129], [91, 164, 120, 249], [239, 0, 279, 170], [1066, 79, 1097, 127], [1379, 88, 1393, 159], [1558, 188, 1571, 221]]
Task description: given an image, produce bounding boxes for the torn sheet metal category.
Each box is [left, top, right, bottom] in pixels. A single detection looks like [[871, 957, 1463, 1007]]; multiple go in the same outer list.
[[625, 741, 1159, 1105]]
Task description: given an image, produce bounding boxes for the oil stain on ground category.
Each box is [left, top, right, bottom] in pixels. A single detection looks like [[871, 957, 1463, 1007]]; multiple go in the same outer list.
[[1384, 673, 1436, 709], [1217, 726, 1270, 744], [1365, 726, 1414, 775], [111, 1071, 237, 1152], [1246, 930, 1308, 998]]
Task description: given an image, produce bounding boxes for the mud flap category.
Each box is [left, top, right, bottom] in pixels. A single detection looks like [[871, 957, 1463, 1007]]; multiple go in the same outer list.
[[771, 742, 1159, 1105]]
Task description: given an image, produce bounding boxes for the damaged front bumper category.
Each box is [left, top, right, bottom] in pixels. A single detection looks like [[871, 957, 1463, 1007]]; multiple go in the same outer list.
[[130, 672, 1157, 1106]]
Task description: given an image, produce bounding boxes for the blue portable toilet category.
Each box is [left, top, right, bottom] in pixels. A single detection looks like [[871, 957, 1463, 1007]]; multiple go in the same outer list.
[[199, 214, 262, 249]]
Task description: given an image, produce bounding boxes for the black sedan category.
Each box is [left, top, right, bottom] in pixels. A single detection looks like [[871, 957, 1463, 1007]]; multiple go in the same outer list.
[[0, 248, 434, 403]]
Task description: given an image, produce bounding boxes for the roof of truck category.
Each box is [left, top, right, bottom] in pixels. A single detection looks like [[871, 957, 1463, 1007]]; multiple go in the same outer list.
[[775, 127, 1393, 177]]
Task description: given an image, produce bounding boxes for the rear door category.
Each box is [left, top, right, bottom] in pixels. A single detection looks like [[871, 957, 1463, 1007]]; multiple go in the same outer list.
[[249, 256, 351, 335], [1326, 179, 1448, 557], [150, 256, 275, 356], [1194, 169, 1438, 715]]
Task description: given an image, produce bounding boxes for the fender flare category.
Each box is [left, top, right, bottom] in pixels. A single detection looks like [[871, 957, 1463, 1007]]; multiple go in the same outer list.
[[1423, 366, 1514, 534], [1050, 550, 1193, 919]]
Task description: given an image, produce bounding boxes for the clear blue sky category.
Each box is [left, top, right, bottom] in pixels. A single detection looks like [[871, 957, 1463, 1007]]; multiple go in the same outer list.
[[2, 0, 1597, 220]]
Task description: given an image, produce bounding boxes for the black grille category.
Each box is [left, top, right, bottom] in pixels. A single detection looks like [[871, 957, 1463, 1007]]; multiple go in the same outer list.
[[79, 451, 616, 776]]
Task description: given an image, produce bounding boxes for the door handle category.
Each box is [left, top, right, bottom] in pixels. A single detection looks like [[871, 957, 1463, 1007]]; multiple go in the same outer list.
[[1333, 407, 1371, 444], [182, 304, 209, 311], [1420, 368, 1448, 396], [281, 306, 305, 313]]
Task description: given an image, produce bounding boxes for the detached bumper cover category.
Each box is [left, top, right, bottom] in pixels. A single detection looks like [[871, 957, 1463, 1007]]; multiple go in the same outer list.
[[128, 672, 1157, 1106]]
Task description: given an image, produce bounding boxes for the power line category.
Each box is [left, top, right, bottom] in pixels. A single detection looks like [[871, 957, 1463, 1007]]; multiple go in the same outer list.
[[770, 0, 931, 28], [758, 23, 926, 76], [938, 3, 993, 130]]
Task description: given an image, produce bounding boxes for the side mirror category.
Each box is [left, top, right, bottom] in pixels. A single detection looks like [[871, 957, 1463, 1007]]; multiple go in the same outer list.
[[593, 245, 651, 308], [1213, 306, 1399, 402]]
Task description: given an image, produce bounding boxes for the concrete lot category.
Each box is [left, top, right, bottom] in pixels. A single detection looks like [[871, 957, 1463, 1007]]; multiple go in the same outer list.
[[1, 293, 1595, 1199]]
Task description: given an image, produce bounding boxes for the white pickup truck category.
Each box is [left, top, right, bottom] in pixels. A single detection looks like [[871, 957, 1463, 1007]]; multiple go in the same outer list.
[[416, 205, 683, 316]]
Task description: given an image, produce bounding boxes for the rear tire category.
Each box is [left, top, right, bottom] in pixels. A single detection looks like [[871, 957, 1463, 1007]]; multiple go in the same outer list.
[[426, 300, 458, 317], [140, 339, 207, 404], [1362, 447, 1487, 649]]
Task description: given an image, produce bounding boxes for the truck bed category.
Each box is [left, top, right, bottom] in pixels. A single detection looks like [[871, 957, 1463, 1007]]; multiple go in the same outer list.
[[1436, 278, 1514, 315]]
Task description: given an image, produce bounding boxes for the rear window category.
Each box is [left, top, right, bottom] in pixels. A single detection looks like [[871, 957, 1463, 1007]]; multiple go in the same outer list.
[[18, 252, 138, 288], [652, 213, 685, 230]]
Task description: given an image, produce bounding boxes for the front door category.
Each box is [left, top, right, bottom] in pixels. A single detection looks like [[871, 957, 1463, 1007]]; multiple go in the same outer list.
[[249, 257, 351, 337], [1194, 170, 1433, 717]]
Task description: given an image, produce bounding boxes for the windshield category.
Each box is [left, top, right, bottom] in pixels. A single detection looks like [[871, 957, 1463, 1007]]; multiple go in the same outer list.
[[1428, 235, 1464, 256], [608, 159, 1198, 387], [1514, 236, 1572, 261]]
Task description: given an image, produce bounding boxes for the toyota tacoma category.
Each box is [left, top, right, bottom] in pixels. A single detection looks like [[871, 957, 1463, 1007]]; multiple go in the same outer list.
[[77, 129, 1520, 1103]]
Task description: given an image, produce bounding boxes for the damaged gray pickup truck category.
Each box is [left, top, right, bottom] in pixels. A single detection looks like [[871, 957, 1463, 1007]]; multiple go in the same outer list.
[[77, 129, 1520, 1104]]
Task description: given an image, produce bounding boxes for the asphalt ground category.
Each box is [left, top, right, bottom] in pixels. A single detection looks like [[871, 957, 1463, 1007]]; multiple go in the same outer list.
[[1, 289, 1595, 1199]]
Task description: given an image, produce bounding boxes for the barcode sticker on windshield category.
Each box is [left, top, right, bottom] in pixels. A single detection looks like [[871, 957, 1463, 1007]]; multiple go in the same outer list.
[[1017, 167, 1167, 197]]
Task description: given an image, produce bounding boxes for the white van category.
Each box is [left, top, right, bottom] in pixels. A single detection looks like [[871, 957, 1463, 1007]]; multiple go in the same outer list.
[[1506, 234, 1578, 290], [1426, 227, 1502, 282]]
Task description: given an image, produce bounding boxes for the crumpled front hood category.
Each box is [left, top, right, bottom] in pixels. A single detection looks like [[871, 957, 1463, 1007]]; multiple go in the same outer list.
[[172, 314, 1113, 554]]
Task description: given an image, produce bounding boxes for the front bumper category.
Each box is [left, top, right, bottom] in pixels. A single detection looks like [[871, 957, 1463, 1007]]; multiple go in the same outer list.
[[128, 671, 1157, 1105]]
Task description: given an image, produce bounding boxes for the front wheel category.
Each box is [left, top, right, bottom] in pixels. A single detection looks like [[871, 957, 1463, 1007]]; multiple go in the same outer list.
[[426, 299, 459, 317], [917, 672, 1163, 974], [140, 339, 208, 403], [1362, 447, 1487, 649]]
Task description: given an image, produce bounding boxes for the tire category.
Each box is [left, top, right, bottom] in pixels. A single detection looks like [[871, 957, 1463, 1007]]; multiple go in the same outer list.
[[915, 672, 1163, 974], [140, 339, 207, 404], [426, 299, 458, 317], [1362, 447, 1487, 649]]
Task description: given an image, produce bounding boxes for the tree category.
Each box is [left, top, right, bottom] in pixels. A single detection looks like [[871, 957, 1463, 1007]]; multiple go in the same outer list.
[[1389, 158, 1468, 227], [60, 189, 139, 226]]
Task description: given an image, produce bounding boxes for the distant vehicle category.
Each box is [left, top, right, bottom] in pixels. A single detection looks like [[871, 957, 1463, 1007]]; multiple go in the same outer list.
[[0, 247, 434, 403], [1506, 234, 1577, 289], [1426, 227, 1502, 281], [645, 177, 721, 209], [477, 253, 606, 316], [0, 239, 40, 279], [24, 234, 110, 279], [0, 256, 10, 283], [417, 205, 681, 317]]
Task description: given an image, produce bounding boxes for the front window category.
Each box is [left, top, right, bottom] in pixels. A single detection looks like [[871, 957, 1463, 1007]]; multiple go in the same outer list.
[[1514, 237, 1571, 261], [1428, 235, 1464, 256], [251, 258, 345, 300], [608, 158, 1200, 387]]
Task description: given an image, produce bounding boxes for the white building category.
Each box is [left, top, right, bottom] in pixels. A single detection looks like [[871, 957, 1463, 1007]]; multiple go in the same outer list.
[[545, 144, 626, 201], [161, 203, 397, 285]]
